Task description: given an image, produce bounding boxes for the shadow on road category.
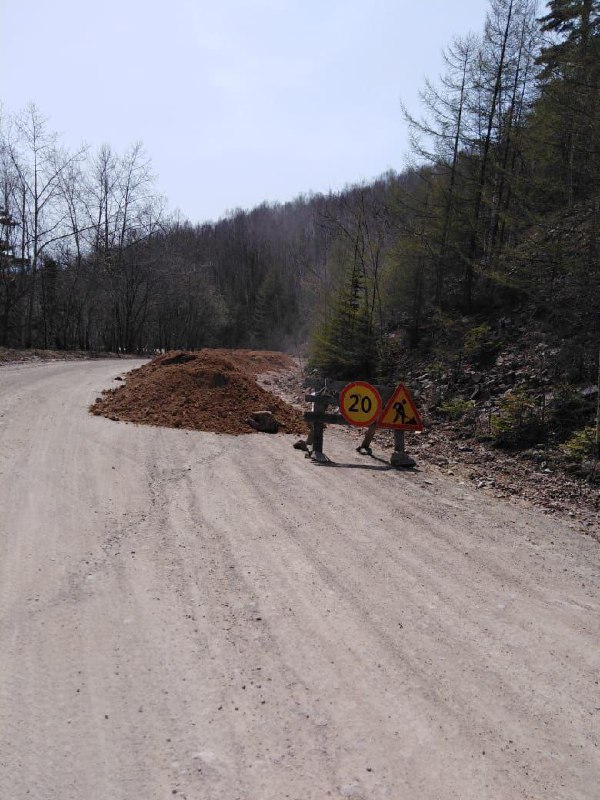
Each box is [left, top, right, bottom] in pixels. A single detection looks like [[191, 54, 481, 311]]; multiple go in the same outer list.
[[311, 459, 420, 473]]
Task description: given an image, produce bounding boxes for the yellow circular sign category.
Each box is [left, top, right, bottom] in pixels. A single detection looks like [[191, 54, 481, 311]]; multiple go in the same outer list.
[[339, 381, 382, 426]]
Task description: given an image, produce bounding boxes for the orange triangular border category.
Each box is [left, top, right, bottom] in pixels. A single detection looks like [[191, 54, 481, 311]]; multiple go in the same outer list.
[[377, 383, 423, 430]]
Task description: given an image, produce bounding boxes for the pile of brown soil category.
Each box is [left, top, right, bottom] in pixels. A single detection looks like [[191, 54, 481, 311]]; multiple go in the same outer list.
[[90, 349, 308, 436], [204, 348, 298, 376]]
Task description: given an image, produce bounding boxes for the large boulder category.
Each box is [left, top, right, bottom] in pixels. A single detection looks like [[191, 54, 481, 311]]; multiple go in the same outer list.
[[246, 410, 279, 433]]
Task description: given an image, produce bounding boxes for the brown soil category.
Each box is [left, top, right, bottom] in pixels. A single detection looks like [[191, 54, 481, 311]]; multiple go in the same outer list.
[[90, 349, 308, 436], [202, 348, 298, 377]]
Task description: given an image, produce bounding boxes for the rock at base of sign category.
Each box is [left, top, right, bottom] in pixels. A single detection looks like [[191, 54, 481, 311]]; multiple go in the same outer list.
[[246, 410, 279, 433], [391, 450, 417, 468]]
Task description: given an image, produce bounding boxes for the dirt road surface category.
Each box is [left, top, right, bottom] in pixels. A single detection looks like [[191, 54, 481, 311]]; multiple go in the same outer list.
[[1, 360, 598, 800]]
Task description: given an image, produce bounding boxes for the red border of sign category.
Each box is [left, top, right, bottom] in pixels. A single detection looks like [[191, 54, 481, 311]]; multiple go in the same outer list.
[[339, 381, 382, 427], [377, 383, 423, 431]]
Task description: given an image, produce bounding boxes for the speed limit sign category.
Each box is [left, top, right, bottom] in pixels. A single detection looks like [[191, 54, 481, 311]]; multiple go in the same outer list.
[[339, 381, 382, 426]]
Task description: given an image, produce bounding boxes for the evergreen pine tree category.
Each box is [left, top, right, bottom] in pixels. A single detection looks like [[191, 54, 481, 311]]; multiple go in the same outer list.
[[535, 0, 600, 204], [310, 260, 377, 380]]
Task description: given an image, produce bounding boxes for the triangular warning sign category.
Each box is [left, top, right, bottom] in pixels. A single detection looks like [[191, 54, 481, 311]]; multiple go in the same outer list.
[[377, 384, 423, 431]]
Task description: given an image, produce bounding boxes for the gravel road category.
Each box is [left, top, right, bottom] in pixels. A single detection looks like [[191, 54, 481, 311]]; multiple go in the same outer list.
[[1, 360, 598, 800]]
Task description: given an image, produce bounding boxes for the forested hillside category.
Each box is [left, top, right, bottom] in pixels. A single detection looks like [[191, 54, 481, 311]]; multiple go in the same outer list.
[[1, 0, 598, 461]]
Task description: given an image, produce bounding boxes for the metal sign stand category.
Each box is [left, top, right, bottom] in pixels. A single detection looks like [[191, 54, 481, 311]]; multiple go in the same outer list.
[[390, 430, 416, 467]]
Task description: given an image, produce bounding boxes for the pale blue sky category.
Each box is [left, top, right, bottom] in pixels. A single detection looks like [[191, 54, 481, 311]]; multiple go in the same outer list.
[[1, 0, 491, 223]]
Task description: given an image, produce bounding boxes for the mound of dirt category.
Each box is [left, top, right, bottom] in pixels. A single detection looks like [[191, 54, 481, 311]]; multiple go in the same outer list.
[[90, 349, 307, 436], [202, 348, 297, 376]]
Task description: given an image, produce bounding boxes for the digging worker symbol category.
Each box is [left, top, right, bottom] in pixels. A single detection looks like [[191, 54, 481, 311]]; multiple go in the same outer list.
[[391, 398, 416, 427]]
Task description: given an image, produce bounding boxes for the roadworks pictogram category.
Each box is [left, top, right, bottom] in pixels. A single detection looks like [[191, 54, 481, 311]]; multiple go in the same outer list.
[[378, 384, 423, 431]]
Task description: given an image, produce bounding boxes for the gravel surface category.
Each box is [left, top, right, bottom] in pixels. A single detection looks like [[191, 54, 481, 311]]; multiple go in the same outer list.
[[0, 359, 598, 800]]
